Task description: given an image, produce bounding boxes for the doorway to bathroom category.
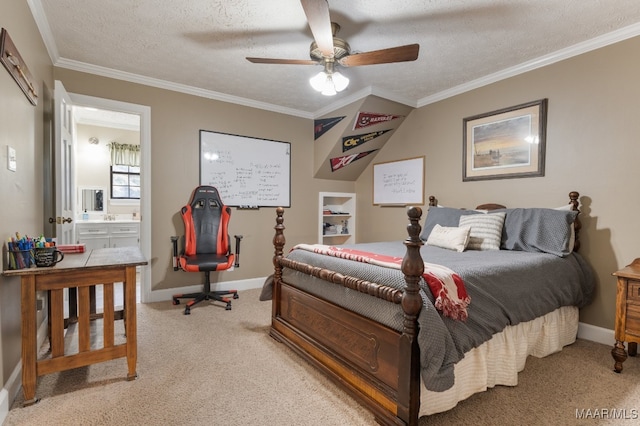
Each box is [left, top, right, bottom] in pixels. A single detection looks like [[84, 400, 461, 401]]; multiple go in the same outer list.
[[48, 81, 151, 303]]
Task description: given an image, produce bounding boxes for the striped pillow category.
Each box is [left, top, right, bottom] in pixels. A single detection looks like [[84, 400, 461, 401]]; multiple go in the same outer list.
[[458, 212, 506, 251]]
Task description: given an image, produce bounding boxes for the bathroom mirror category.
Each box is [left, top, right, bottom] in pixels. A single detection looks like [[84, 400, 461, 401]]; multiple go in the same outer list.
[[81, 188, 105, 212]]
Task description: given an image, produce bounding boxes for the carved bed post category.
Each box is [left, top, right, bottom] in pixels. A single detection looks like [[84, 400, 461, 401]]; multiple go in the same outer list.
[[272, 207, 286, 319], [397, 206, 424, 425], [569, 191, 581, 252]]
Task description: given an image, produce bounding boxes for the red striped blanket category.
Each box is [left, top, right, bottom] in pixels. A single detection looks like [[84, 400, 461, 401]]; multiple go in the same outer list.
[[292, 244, 470, 321]]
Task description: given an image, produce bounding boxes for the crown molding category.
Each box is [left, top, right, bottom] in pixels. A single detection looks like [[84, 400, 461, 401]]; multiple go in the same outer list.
[[31, 0, 313, 118], [311, 86, 372, 118], [54, 58, 314, 119], [417, 22, 640, 108], [27, 0, 59, 62], [29, 0, 640, 118], [311, 86, 416, 118]]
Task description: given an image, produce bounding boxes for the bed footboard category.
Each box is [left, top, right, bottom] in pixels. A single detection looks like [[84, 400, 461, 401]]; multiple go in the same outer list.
[[271, 207, 424, 426]]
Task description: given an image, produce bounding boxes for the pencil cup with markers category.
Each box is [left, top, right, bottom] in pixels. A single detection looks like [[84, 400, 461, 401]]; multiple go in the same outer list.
[[7, 233, 57, 270], [8, 249, 33, 270]]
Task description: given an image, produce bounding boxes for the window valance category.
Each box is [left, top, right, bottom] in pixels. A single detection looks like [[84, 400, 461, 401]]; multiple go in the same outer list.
[[107, 142, 140, 167]]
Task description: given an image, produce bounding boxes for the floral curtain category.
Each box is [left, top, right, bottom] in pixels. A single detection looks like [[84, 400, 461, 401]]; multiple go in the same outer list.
[[107, 142, 140, 167]]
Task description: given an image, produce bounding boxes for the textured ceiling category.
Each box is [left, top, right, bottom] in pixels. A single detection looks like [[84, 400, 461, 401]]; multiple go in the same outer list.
[[32, 0, 640, 117]]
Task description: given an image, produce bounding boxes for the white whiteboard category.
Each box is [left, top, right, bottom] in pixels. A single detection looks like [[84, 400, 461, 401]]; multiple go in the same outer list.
[[200, 130, 291, 207], [373, 157, 424, 205]]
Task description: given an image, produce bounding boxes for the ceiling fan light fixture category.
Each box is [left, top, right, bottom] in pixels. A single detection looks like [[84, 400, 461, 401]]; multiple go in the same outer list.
[[309, 71, 329, 92], [321, 78, 337, 96], [332, 71, 349, 92], [309, 70, 349, 96]]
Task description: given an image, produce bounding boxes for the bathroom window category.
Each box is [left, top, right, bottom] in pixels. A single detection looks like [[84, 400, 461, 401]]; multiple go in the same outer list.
[[111, 165, 140, 199]]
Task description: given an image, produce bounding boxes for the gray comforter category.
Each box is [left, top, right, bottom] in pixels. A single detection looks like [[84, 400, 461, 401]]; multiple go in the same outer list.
[[272, 242, 595, 392]]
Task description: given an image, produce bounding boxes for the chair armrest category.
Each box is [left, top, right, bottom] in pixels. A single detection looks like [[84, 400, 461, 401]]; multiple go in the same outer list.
[[170, 236, 179, 271], [234, 235, 243, 268]]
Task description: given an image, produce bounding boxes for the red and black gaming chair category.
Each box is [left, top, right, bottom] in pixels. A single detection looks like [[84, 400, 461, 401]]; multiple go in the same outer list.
[[171, 186, 242, 314]]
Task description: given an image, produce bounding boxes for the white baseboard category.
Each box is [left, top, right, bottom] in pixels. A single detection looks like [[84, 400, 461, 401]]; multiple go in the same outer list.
[[577, 321, 614, 346], [0, 388, 8, 426], [147, 276, 266, 303]]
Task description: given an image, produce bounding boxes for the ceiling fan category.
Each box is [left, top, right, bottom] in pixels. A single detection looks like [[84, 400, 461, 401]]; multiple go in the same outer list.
[[246, 0, 420, 96]]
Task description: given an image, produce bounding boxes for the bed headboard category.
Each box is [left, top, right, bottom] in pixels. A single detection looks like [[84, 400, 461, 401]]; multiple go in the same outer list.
[[427, 191, 582, 252]]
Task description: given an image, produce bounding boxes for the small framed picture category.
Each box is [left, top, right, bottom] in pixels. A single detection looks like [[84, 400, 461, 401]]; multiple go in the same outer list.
[[463, 99, 547, 181]]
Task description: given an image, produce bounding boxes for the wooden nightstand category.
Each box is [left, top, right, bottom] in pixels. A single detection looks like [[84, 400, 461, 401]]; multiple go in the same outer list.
[[612, 258, 640, 373]]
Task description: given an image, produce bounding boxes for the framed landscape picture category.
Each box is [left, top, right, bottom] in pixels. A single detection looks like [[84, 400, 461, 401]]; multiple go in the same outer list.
[[463, 99, 547, 181]]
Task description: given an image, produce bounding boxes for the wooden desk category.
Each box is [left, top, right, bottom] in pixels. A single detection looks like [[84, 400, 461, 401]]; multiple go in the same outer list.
[[2, 247, 147, 405]]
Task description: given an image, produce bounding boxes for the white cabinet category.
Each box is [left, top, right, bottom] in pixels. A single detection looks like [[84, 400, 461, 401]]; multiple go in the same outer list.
[[76, 223, 109, 249], [319, 192, 355, 245], [109, 223, 140, 248], [76, 222, 140, 249]]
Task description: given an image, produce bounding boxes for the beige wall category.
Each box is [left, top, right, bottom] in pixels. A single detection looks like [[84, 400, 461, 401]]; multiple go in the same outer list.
[[2, 0, 638, 400], [53, 68, 355, 291], [0, 0, 53, 393], [357, 36, 640, 330]]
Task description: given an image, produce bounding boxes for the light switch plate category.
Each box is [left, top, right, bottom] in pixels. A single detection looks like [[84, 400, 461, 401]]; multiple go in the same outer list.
[[7, 146, 16, 172]]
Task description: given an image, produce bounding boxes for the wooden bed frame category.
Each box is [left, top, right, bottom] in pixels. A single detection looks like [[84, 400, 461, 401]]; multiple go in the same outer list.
[[270, 192, 581, 425]]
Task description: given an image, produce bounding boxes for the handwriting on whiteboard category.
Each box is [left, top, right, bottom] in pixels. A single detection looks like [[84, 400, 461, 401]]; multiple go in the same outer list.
[[200, 131, 291, 206]]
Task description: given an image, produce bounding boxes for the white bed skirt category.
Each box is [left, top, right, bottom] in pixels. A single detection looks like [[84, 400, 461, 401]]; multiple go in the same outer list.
[[420, 306, 578, 416]]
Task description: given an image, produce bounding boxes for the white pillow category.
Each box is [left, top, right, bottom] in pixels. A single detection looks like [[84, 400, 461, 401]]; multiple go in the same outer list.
[[459, 212, 506, 251], [426, 224, 471, 252]]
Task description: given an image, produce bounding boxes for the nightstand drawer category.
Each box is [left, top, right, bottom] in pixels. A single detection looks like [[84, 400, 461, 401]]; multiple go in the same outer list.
[[626, 304, 640, 338], [628, 281, 640, 301]]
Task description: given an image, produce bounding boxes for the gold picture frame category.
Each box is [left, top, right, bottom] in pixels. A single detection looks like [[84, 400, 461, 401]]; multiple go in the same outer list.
[[463, 99, 547, 181]]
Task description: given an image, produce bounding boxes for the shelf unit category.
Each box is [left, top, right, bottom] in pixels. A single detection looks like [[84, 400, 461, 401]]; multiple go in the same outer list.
[[319, 192, 356, 245]]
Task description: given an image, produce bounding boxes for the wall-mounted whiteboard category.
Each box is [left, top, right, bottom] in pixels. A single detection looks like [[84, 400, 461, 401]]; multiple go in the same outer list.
[[200, 130, 291, 207], [373, 156, 425, 205]]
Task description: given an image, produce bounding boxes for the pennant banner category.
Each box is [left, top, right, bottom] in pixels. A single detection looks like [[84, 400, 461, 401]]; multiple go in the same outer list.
[[314, 116, 345, 140], [330, 149, 378, 172], [342, 130, 391, 152], [354, 112, 403, 130]]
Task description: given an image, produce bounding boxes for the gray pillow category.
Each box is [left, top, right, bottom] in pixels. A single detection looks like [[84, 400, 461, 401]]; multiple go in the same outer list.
[[420, 207, 482, 241], [497, 208, 578, 257]]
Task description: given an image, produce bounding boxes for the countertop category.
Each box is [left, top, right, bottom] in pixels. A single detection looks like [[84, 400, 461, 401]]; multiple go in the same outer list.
[[77, 220, 140, 224]]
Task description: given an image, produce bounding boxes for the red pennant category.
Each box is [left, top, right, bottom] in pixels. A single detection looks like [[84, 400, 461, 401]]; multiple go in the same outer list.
[[354, 112, 403, 130], [330, 150, 377, 172]]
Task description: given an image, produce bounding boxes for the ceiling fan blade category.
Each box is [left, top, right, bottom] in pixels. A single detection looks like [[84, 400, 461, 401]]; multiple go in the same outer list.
[[246, 57, 319, 65], [339, 44, 420, 67], [300, 0, 334, 57]]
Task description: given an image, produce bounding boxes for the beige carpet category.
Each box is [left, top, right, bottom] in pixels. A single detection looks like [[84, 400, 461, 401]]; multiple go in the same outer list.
[[4, 288, 640, 425]]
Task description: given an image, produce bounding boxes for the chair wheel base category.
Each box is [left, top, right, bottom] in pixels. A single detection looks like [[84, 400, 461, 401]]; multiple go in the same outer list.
[[172, 289, 238, 314]]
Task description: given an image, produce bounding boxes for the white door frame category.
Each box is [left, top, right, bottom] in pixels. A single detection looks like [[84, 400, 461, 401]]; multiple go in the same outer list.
[[69, 92, 152, 304]]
